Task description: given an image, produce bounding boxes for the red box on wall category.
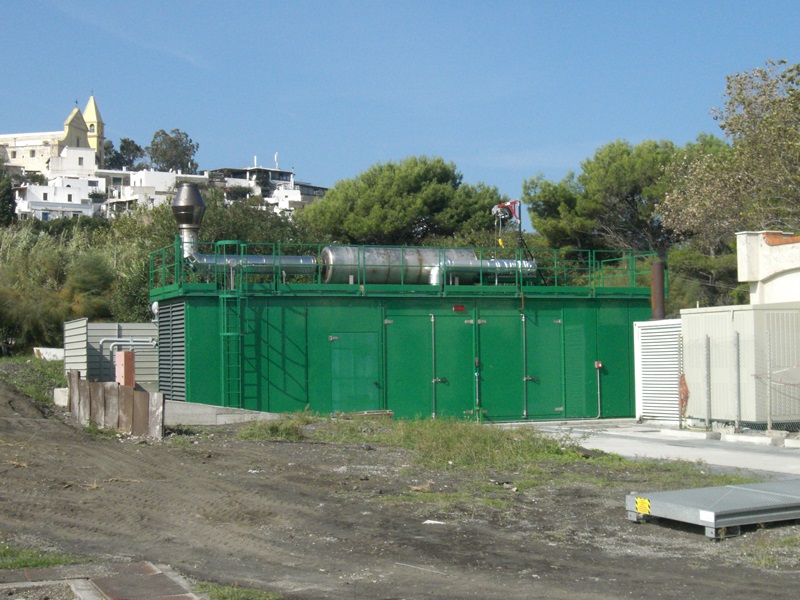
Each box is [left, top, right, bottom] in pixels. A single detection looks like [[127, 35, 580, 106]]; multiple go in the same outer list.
[[115, 351, 136, 387]]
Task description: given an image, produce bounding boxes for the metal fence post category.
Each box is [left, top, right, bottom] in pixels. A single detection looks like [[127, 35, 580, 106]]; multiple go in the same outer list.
[[704, 335, 712, 430], [767, 328, 773, 432], [735, 331, 741, 432]]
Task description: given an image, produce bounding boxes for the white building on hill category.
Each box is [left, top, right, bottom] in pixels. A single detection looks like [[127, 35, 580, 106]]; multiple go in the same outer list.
[[4, 98, 327, 221]]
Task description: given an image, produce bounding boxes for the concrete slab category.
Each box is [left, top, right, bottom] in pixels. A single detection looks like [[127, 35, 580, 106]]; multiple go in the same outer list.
[[721, 433, 784, 446], [530, 420, 800, 478], [164, 400, 278, 427], [660, 429, 721, 440]]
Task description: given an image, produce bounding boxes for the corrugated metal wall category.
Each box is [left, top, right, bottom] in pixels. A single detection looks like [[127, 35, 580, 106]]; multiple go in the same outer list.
[[63, 318, 158, 385], [64, 318, 89, 376], [634, 319, 681, 421]]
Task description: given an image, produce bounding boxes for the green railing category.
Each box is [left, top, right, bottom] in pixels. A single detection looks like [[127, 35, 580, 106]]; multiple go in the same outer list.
[[149, 237, 660, 298]]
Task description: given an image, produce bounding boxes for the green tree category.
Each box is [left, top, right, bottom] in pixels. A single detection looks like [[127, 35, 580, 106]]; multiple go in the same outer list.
[[295, 156, 499, 245], [661, 60, 800, 253], [0, 177, 14, 226], [522, 139, 682, 254], [104, 137, 146, 170], [147, 129, 199, 173]]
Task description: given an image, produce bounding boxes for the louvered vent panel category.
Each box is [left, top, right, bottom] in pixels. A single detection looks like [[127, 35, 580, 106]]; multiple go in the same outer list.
[[635, 320, 681, 421], [158, 302, 186, 402]]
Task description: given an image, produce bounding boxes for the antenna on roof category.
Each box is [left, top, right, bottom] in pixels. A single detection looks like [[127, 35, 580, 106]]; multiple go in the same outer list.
[[274, 152, 279, 169]]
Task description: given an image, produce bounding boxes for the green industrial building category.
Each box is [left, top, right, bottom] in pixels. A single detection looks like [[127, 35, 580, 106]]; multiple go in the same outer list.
[[150, 183, 656, 422]]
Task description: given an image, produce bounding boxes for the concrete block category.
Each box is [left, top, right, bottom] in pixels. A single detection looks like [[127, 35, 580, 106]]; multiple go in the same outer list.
[[660, 428, 721, 440], [721, 433, 784, 446], [783, 438, 800, 449], [53, 387, 69, 408]]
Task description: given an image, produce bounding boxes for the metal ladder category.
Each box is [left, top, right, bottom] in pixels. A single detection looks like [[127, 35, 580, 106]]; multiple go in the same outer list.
[[220, 295, 242, 408]]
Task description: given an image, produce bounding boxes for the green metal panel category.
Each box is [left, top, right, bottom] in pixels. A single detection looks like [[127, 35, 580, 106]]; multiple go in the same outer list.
[[477, 313, 524, 421], [595, 301, 633, 417], [330, 332, 381, 413], [241, 299, 268, 412], [306, 303, 383, 414], [432, 312, 475, 418], [385, 313, 433, 419], [563, 302, 598, 418], [523, 304, 566, 418], [184, 297, 222, 407], [267, 304, 309, 413]]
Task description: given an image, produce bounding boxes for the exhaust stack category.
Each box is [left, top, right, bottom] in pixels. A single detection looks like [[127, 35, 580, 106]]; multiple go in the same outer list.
[[172, 182, 206, 258]]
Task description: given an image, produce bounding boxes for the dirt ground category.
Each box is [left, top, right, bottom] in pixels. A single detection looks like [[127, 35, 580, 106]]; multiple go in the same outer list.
[[1, 378, 799, 600]]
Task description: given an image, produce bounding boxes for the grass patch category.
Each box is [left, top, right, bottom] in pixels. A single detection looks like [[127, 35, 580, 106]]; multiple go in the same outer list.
[[237, 413, 316, 442], [83, 420, 118, 439], [240, 414, 756, 490], [0, 357, 67, 404], [195, 582, 283, 600], [0, 540, 81, 570]]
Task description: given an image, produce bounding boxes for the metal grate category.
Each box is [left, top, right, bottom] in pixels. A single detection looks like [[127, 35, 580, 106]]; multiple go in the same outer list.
[[157, 301, 186, 402]]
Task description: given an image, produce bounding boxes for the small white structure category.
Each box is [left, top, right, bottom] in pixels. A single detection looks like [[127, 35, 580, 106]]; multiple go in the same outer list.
[[63, 318, 158, 391], [679, 231, 800, 428]]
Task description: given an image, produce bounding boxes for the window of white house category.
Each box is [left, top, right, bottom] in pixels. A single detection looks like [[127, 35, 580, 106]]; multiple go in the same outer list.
[[30, 150, 35, 158], [41, 212, 50, 222], [78, 157, 84, 166], [10, 151, 16, 159], [67, 194, 73, 202], [42, 193, 48, 201]]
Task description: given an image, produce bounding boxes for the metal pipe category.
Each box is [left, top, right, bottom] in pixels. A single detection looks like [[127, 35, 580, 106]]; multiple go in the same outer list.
[[595, 361, 603, 419], [188, 252, 318, 275], [521, 314, 528, 418], [650, 260, 666, 320], [98, 337, 157, 382], [430, 314, 437, 418]]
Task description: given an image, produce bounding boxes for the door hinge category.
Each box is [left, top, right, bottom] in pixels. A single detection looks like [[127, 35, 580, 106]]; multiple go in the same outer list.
[[384, 319, 394, 325]]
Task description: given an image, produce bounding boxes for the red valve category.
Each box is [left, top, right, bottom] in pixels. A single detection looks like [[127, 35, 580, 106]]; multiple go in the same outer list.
[[595, 361, 603, 369]]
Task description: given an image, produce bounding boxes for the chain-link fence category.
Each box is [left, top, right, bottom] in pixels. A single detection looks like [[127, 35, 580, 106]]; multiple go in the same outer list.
[[681, 309, 800, 432]]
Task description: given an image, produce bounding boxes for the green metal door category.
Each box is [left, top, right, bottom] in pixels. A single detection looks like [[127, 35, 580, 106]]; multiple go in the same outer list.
[[479, 315, 524, 421], [330, 332, 381, 413], [385, 314, 433, 419], [596, 302, 634, 418], [524, 306, 565, 418], [432, 314, 474, 418], [267, 305, 309, 413]]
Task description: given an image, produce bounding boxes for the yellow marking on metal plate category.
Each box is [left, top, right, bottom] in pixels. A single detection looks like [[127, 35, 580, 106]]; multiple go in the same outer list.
[[635, 497, 651, 515]]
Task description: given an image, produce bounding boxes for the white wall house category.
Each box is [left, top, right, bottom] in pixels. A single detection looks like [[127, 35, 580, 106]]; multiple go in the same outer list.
[[4, 98, 327, 220], [14, 147, 106, 220]]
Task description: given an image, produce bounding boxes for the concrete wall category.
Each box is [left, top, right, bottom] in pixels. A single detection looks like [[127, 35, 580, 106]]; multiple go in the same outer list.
[[737, 231, 800, 305]]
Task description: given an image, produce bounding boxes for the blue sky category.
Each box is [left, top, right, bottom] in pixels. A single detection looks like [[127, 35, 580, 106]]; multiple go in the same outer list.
[[2, 0, 798, 230]]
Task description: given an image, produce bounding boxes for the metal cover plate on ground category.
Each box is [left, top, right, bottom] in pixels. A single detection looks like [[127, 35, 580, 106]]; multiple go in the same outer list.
[[626, 479, 800, 539]]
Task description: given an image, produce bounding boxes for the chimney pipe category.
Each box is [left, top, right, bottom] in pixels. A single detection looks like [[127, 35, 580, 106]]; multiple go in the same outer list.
[[172, 182, 205, 258], [650, 260, 666, 320]]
